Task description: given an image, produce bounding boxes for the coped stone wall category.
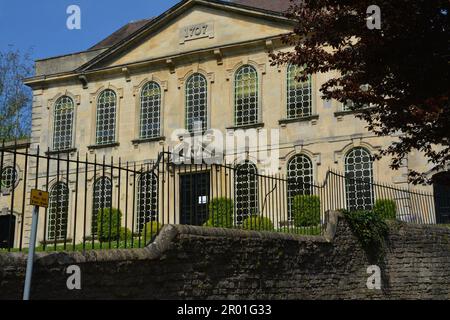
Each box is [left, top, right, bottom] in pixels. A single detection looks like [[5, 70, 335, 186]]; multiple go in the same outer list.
[[1, 212, 449, 300]]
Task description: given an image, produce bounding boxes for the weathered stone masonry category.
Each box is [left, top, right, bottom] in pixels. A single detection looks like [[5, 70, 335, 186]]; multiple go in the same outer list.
[[1, 212, 449, 300]]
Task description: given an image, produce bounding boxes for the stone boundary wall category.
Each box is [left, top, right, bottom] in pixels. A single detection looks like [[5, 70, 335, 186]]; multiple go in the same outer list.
[[1, 212, 449, 300]]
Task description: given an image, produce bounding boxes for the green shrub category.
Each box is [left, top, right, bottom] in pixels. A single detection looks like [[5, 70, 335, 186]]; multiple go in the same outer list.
[[203, 197, 234, 228], [242, 216, 274, 231], [141, 221, 162, 242], [292, 195, 321, 227], [374, 199, 397, 220], [97, 208, 122, 242], [119, 227, 133, 241]]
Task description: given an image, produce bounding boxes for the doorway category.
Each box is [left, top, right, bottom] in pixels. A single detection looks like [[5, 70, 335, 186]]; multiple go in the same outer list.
[[0, 215, 16, 249], [433, 172, 450, 224], [180, 171, 210, 226]]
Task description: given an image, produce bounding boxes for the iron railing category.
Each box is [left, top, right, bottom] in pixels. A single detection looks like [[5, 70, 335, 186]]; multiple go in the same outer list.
[[0, 144, 448, 252]]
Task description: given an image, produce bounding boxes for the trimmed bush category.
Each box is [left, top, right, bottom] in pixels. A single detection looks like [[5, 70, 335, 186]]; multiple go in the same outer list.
[[141, 221, 162, 242], [242, 216, 274, 231], [119, 227, 133, 241], [203, 197, 234, 228], [97, 208, 122, 242], [292, 195, 321, 227], [374, 199, 397, 220]]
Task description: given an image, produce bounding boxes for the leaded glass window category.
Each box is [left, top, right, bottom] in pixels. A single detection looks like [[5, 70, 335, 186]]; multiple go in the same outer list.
[[287, 155, 314, 219], [47, 182, 69, 241], [96, 90, 117, 145], [140, 82, 161, 139], [287, 64, 312, 119], [92, 177, 112, 235], [235, 161, 258, 223], [185, 73, 207, 133], [345, 148, 374, 211], [137, 172, 158, 232], [0, 167, 18, 190], [53, 96, 74, 150], [235, 65, 258, 126]]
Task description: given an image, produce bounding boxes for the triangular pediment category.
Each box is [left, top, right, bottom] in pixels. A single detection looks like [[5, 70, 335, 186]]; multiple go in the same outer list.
[[81, 0, 292, 71]]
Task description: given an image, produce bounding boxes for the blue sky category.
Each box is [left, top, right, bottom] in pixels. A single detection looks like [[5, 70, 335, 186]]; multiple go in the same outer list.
[[0, 0, 180, 61]]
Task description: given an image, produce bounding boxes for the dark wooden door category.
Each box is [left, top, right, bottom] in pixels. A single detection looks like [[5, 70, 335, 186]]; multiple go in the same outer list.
[[180, 172, 210, 226]]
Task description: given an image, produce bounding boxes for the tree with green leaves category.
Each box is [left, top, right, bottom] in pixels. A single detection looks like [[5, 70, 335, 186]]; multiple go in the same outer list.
[[270, 0, 450, 184], [0, 48, 33, 141]]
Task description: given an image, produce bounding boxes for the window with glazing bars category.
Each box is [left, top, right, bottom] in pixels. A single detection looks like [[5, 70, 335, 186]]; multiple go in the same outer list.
[[345, 147, 374, 211], [0, 167, 17, 190], [140, 82, 161, 139], [96, 90, 117, 145], [137, 172, 158, 233], [235, 161, 258, 224], [235, 65, 258, 126], [185, 73, 207, 133], [47, 182, 69, 241], [287, 155, 314, 220], [92, 177, 112, 235], [53, 96, 74, 151], [287, 64, 312, 119]]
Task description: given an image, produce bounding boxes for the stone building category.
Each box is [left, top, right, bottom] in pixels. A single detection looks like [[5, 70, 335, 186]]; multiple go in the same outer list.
[[0, 140, 30, 248], [1, 0, 447, 248]]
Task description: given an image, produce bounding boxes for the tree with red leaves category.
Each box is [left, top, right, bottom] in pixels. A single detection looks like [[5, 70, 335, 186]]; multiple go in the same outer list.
[[270, 0, 450, 184]]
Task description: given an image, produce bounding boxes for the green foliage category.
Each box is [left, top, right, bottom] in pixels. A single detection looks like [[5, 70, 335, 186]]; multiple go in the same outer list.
[[343, 209, 389, 263], [97, 208, 122, 242], [119, 227, 133, 241], [0, 49, 33, 140], [242, 216, 274, 231], [141, 221, 162, 242], [374, 199, 397, 220], [203, 197, 234, 228], [292, 195, 321, 227]]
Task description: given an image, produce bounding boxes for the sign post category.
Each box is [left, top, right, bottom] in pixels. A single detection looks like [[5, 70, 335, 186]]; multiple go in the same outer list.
[[23, 189, 49, 301]]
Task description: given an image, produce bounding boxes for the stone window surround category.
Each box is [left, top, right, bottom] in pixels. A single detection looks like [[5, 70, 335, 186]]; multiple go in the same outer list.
[[46, 91, 81, 153], [132, 76, 168, 143], [88, 84, 124, 149]]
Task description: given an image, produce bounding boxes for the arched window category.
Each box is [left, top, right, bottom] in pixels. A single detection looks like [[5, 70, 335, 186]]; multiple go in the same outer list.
[[235, 161, 258, 223], [186, 73, 207, 133], [235, 65, 258, 126], [53, 96, 75, 150], [92, 177, 112, 235], [137, 172, 158, 232], [140, 82, 161, 139], [47, 182, 69, 241], [287, 155, 314, 219], [345, 147, 374, 211], [0, 166, 18, 190], [287, 64, 312, 119], [96, 90, 117, 145]]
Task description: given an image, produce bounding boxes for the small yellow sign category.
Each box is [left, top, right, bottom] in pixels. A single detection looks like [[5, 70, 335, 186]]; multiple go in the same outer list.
[[30, 189, 49, 208]]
